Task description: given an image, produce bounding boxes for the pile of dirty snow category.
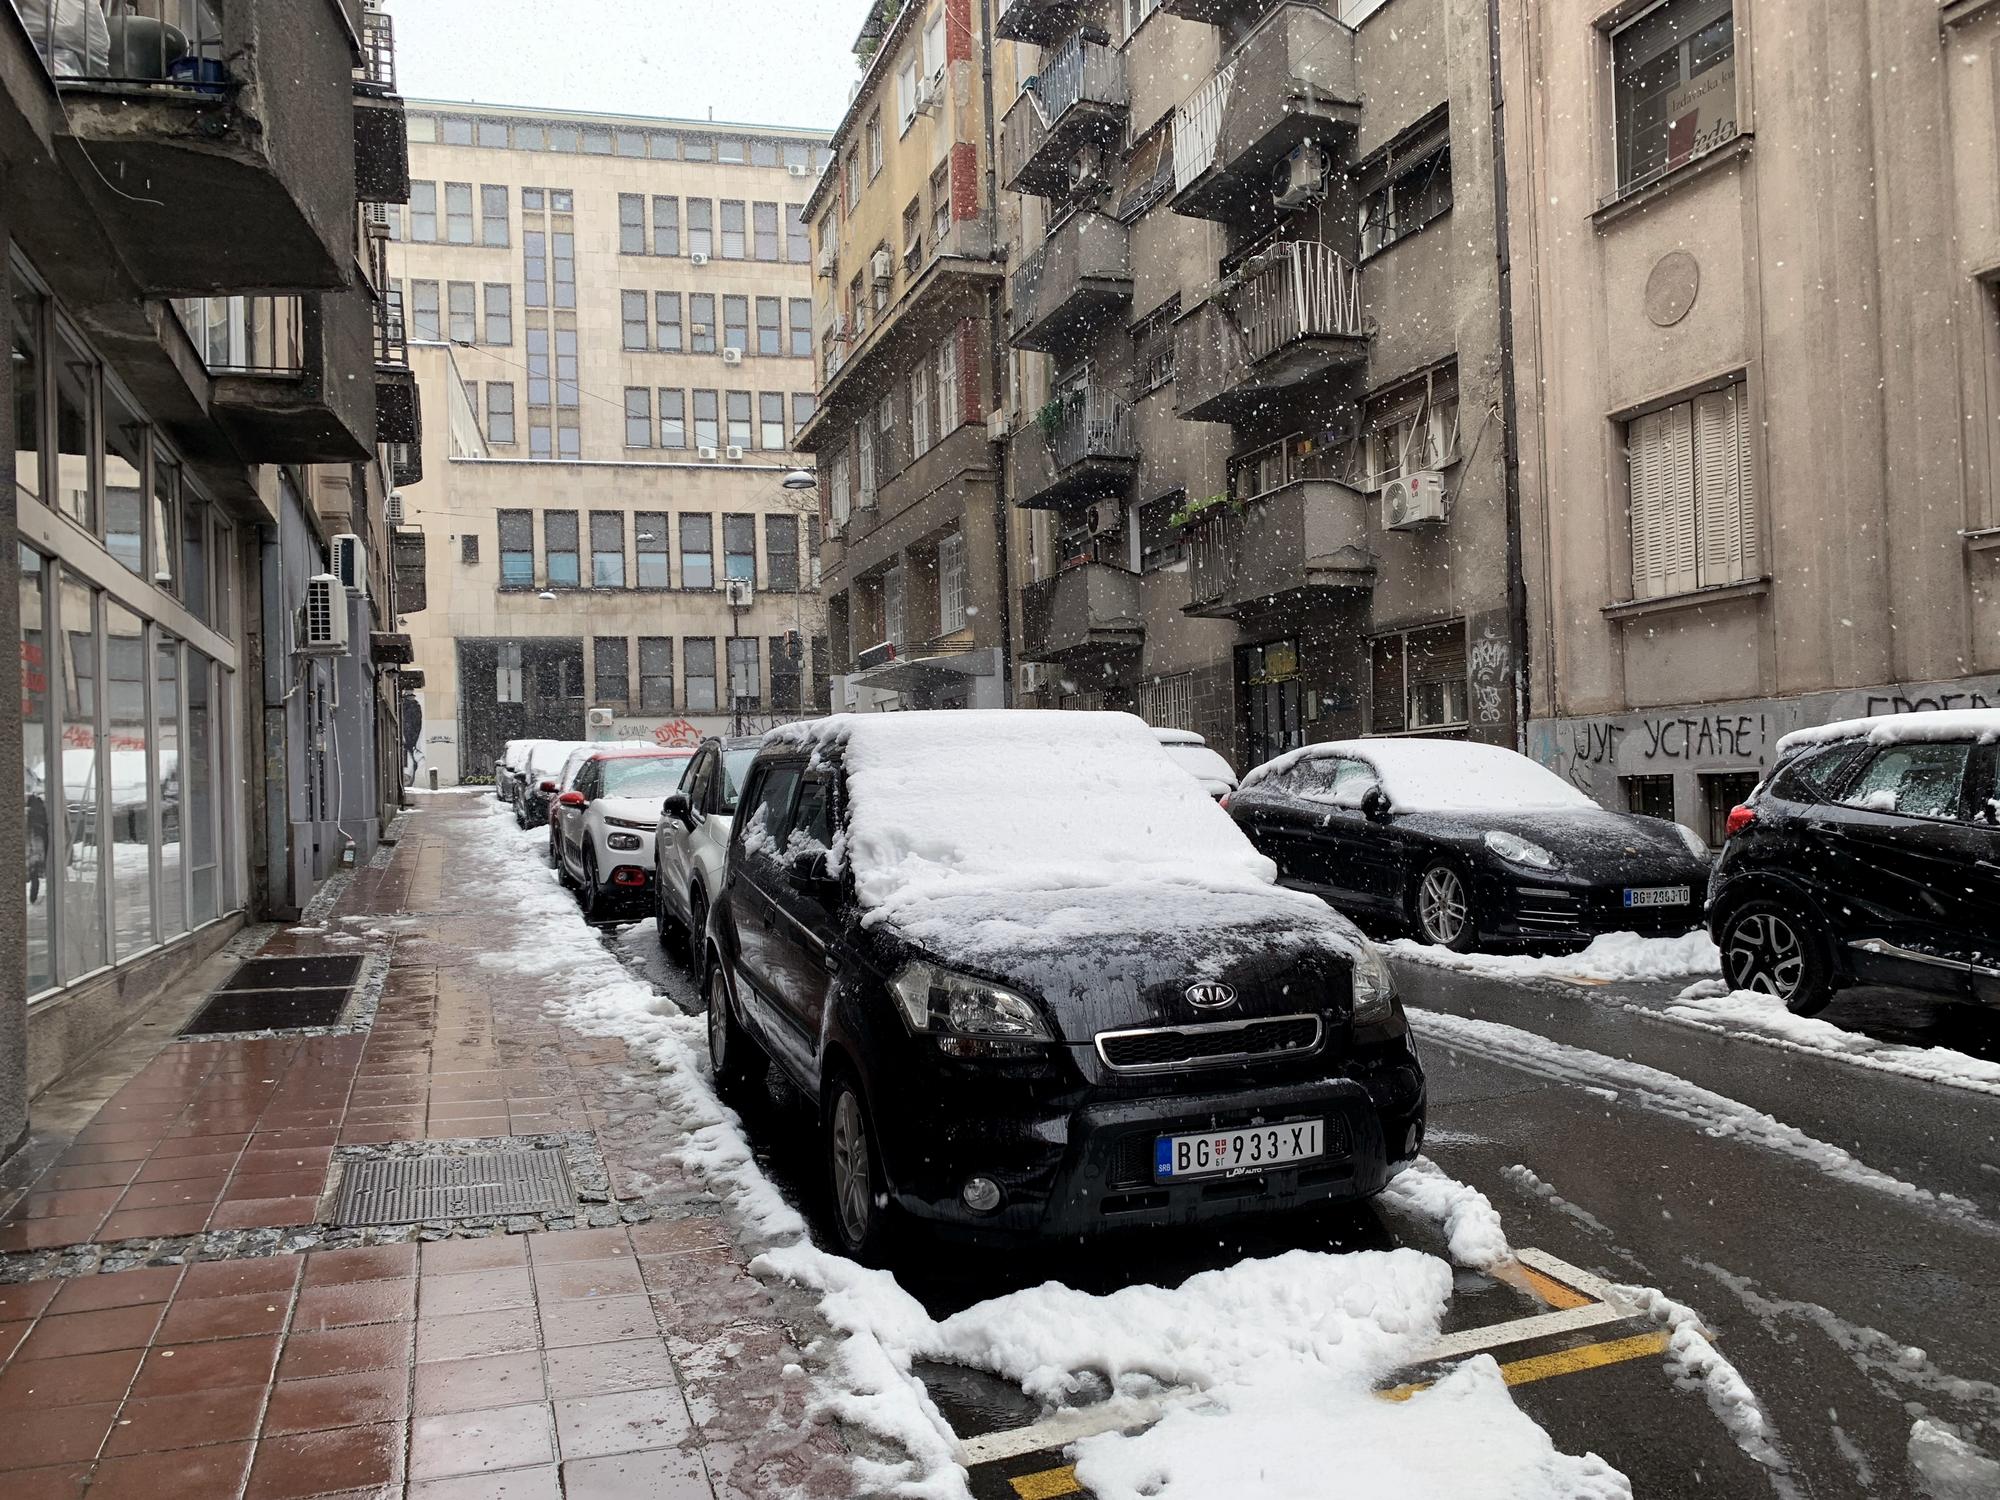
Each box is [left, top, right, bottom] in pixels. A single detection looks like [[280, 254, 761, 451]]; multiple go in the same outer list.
[[1389, 930, 1719, 984]]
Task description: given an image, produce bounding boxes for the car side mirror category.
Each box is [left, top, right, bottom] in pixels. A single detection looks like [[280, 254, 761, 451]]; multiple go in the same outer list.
[[538, 779, 557, 793], [661, 789, 694, 829], [1360, 785, 1392, 822], [557, 790, 586, 808], [787, 847, 840, 903]]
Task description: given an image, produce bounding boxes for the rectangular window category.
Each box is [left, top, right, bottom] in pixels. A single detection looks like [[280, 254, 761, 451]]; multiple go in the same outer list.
[[410, 182, 437, 241], [639, 637, 675, 711], [760, 392, 786, 451], [522, 187, 545, 210], [445, 182, 474, 243], [1613, 0, 1737, 193], [1369, 622, 1467, 734], [653, 195, 680, 256], [591, 511, 626, 586], [1700, 770, 1760, 848], [655, 292, 683, 352], [792, 392, 816, 433], [552, 232, 575, 309], [1139, 672, 1195, 732], [684, 638, 717, 711], [636, 514, 670, 587], [687, 198, 713, 257], [727, 637, 760, 708], [447, 281, 476, 343], [617, 128, 646, 157], [753, 202, 780, 261], [690, 293, 716, 354], [658, 389, 686, 448], [771, 634, 802, 712], [524, 230, 547, 307], [530, 418, 552, 458], [789, 298, 814, 357], [481, 184, 510, 246], [723, 513, 757, 582], [830, 447, 852, 526], [1627, 381, 1756, 599], [549, 190, 573, 213], [545, 510, 579, 586], [723, 295, 749, 354], [684, 135, 712, 162], [726, 390, 753, 449], [937, 334, 961, 435], [442, 116, 473, 145], [937, 531, 967, 632], [756, 297, 783, 356], [930, 162, 952, 246], [924, 10, 946, 73], [857, 419, 878, 508], [693, 389, 719, 449], [526, 327, 550, 404], [487, 382, 516, 443], [624, 387, 652, 447], [785, 204, 810, 263], [1364, 365, 1460, 487], [875, 392, 895, 481], [909, 362, 931, 456], [411, 280, 440, 341], [717, 137, 745, 163], [619, 193, 646, 253], [680, 515, 715, 589], [483, 283, 512, 344], [593, 636, 629, 704], [1360, 116, 1452, 257], [867, 114, 884, 178], [767, 514, 799, 592], [498, 509, 533, 585], [1138, 492, 1184, 572], [898, 59, 918, 133], [622, 290, 649, 350], [558, 414, 580, 459], [1622, 773, 1676, 822], [554, 326, 578, 407], [845, 154, 861, 211]]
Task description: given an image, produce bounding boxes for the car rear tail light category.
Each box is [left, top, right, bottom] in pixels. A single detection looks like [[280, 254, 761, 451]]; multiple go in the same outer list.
[[539, 779, 556, 792], [1218, 794, 1231, 811], [1724, 804, 1757, 839]]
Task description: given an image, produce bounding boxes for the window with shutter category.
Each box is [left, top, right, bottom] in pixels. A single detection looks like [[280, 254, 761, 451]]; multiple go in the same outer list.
[[1626, 380, 1755, 599]]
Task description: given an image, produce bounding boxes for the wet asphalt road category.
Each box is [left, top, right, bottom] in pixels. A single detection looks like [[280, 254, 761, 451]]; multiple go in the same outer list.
[[597, 912, 2000, 1497]]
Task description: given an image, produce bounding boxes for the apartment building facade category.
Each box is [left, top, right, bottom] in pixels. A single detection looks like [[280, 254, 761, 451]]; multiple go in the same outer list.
[[1500, 0, 2000, 840], [387, 102, 833, 784], [3, 0, 416, 1141], [800, 1, 1025, 713], [995, 0, 1516, 772]]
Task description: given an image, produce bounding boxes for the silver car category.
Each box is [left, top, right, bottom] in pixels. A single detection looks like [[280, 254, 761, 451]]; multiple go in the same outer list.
[[653, 736, 763, 960]]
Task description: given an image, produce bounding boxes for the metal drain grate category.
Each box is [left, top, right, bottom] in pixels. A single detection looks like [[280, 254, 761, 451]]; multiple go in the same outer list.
[[222, 955, 365, 991], [332, 1150, 577, 1226], [180, 954, 368, 1036]]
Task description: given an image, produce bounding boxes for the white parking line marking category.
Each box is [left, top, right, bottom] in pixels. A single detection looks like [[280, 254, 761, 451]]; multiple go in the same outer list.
[[956, 1396, 1174, 1468]]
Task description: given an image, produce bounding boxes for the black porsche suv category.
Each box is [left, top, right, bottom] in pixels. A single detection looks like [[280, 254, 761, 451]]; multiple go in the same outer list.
[[1708, 712, 2000, 1015], [700, 712, 1426, 1259]]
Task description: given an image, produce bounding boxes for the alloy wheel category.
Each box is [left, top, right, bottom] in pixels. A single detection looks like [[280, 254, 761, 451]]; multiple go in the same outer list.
[[1724, 911, 1805, 1000], [707, 966, 729, 1072], [1419, 866, 1469, 946], [830, 1089, 872, 1248]]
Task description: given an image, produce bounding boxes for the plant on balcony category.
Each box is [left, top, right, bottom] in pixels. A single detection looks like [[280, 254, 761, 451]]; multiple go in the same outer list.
[[1169, 491, 1234, 528], [1035, 392, 1077, 442]]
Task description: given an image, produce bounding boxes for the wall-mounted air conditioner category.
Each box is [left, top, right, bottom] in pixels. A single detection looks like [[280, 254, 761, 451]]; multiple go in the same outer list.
[[724, 578, 754, 608], [1086, 501, 1122, 537], [587, 706, 615, 730], [1273, 142, 1331, 210], [384, 492, 404, 525], [914, 75, 942, 116], [698, 445, 720, 460], [300, 574, 350, 655], [331, 534, 369, 597], [724, 444, 745, 460], [721, 347, 744, 366], [870, 248, 893, 282], [690, 251, 710, 266], [788, 163, 812, 178], [815, 244, 836, 277], [1381, 470, 1447, 530]]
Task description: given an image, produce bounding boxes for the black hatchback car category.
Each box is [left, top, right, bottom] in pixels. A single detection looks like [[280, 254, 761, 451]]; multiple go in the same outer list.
[[701, 711, 1425, 1259], [1708, 710, 2000, 1015], [1230, 739, 1712, 951]]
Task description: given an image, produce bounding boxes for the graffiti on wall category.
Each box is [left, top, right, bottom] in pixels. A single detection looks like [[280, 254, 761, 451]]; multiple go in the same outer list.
[[1468, 623, 1511, 728]]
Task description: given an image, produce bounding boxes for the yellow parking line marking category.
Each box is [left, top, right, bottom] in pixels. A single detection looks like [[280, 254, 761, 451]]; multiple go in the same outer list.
[[1379, 1328, 1672, 1402], [1493, 1258, 1597, 1310], [1011, 1464, 1083, 1498]]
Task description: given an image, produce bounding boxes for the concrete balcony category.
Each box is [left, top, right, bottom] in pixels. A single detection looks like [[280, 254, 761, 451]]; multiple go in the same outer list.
[[1175, 241, 1368, 423], [173, 291, 373, 463], [1170, 2, 1361, 226], [353, 8, 409, 205], [1010, 212, 1131, 355], [33, 0, 358, 294], [994, 0, 1090, 45], [1161, 0, 1262, 19], [1000, 38, 1128, 199], [1022, 563, 1144, 663], [1009, 389, 1137, 510], [373, 284, 420, 444], [1183, 479, 1376, 621]]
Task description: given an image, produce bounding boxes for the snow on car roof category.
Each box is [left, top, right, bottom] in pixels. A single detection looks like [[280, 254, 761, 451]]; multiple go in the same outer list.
[[585, 743, 692, 759], [1161, 740, 1239, 791], [526, 741, 585, 774], [1775, 707, 2000, 756], [1151, 727, 1205, 745], [1242, 738, 1597, 814]]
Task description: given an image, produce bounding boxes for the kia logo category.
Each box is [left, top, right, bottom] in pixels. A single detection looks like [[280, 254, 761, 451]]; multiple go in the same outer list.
[[1185, 981, 1237, 1010]]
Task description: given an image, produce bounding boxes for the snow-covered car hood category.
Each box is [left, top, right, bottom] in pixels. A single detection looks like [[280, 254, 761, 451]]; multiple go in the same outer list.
[[596, 796, 665, 829]]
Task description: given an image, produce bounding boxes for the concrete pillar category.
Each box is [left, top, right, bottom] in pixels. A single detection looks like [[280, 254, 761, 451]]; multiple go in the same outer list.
[[0, 194, 31, 1160]]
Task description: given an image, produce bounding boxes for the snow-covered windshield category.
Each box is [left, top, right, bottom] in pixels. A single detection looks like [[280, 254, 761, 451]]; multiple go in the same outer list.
[[1161, 741, 1238, 792], [599, 755, 690, 797], [1245, 739, 1599, 815]]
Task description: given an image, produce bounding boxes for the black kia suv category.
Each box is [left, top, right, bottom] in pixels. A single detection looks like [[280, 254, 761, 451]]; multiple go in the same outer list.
[[1707, 711, 2000, 1015]]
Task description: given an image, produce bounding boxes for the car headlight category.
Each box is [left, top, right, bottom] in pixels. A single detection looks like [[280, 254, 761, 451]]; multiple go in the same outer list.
[[1674, 822, 1710, 858], [889, 960, 1053, 1057], [605, 815, 652, 831], [1350, 942, 1395, 1026], [606, 832, 642, 851], [1484, 830, 1559, 870]]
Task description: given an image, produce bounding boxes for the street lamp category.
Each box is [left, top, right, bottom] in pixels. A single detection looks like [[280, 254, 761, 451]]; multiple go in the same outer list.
[[781, 468, 816, 490]]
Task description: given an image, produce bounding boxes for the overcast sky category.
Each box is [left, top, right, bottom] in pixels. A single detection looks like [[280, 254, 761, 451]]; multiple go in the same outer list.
[[395, 0, 862, 131]]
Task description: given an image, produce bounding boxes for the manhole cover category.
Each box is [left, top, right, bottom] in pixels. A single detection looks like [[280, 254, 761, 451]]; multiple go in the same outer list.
[[223, 955, 365, 990], [181, 988, 352, 1035], [332, 1150, 576, 1226]]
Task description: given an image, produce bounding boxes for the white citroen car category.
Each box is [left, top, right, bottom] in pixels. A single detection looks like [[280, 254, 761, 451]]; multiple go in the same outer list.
[[553, 745, 696, 923], [653, 735, 764, 959]]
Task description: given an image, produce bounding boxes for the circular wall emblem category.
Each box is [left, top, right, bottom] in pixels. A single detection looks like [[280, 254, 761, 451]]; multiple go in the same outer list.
[[1645, 251, 1700, 327]]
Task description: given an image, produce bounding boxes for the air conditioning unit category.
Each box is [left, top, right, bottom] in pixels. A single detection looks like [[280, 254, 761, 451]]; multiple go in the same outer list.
[[331, 534, 369, 597], [587, 706, 616, 730], [870, 248, 893, 282], [815, 244, 837, 277], [1086, 500, 1122, 537], [788, 163, 812, 178], [363, 201, 391, 236], [721, 347, 744, 366], [724, 578, 754, 607], [724, 444, 745, 460], [384, 492, 404, 525], [698, 445, 720, 460], [299, 574, 350, 655], [690, 251, 710, 267], [1273, 142, 1331, 211], [914, 74, 942, 115], [1381, 469, 1447, 529]]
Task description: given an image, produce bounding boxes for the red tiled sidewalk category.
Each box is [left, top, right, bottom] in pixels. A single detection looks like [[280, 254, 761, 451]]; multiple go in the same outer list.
[[0, 797, 853, 1498]]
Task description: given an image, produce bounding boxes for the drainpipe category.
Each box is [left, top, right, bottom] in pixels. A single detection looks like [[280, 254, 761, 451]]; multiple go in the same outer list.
[[1487, 0, 1529, 752], [978, 0, 1014, 707]]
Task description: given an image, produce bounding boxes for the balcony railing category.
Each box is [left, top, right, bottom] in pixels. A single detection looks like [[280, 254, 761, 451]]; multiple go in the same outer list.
[[1184, 478, 1375, 619], [1044, 388, 1133, 473], [375, 287, 409, 370], [171, 295, 305, 375], [1239, 240, 1362, 360], [1175, 241, 1366, 422], [1001, 38, 1128, 198], [355, 7, 397, 95], [1013, 386, 1137, 508], [20, 0, 226, 86], [1009, 211, 1131, 354], [1173, 62, 1236, 197], [1021, 563, 1143, 661]]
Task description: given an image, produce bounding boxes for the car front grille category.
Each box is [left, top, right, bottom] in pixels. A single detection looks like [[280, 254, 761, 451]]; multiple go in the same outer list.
[[1095, 1015, 1324, 1075]]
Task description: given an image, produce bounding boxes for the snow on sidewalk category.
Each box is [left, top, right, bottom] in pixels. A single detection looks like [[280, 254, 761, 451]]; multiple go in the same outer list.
[[1649, 982, 2000, 1097], [1388, 930, 1720, 984]]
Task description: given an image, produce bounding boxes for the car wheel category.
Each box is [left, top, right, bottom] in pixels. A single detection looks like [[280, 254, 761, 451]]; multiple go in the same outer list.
[[688, 887, 708, 955], [555, 838, 577, 889], [1412, 861, 1478, 951], [1720, 900, 1832, 1015], [580, 849, 604, 920], [654, 869, 687, 955], [825, 1072, 895, 1264], [707, 961, 764, 1102]]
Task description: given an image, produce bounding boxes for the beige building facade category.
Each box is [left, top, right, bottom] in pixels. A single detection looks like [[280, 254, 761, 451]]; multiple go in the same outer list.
[[1501, 0, 2000, 839], [389, 102, 833, 783]]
